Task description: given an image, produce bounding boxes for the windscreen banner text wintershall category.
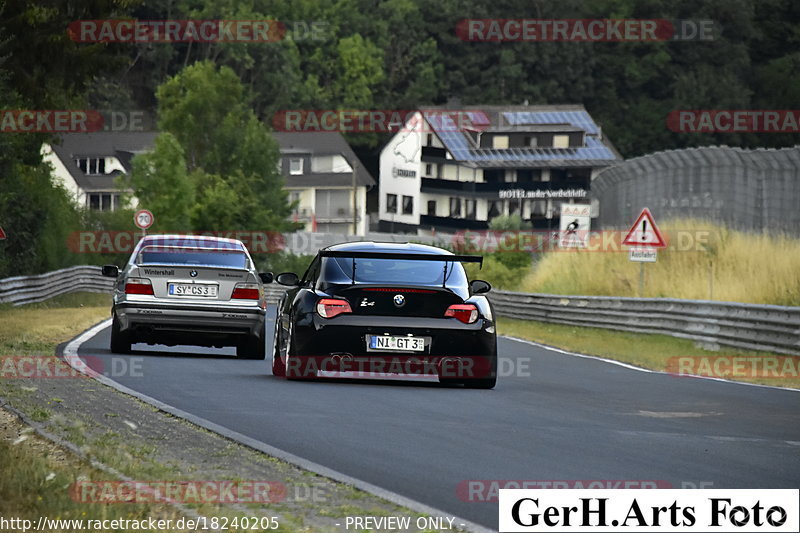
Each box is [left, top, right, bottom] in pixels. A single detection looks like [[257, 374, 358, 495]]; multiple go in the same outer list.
[[498, 489, 799, 532]]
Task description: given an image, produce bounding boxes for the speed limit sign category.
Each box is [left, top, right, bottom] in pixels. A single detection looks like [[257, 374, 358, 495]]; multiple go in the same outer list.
[[134, 209, 154, 230]]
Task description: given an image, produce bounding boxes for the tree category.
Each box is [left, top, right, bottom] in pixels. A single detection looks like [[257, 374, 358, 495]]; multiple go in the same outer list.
[[155, 61, 293, 232], [126, 133, 194, 232]]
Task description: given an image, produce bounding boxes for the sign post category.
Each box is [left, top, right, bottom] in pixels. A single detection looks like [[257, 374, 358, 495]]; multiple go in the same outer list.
[[558, 203, 592, 249], [622, 208, 666, 297], [134, 209, 154, 237]]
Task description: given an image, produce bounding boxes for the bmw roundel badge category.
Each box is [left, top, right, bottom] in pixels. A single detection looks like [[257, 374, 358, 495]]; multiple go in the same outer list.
[[190, 270, 198, 277], [393, 294, 405, 307]]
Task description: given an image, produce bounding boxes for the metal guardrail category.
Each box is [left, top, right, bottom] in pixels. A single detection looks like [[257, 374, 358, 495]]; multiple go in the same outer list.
[[487, 291, 800, 356], [2, 267, 798, 356], [0, 266, 115, 306]]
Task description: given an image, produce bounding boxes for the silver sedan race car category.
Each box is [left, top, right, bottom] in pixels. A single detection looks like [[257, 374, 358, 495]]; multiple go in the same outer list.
[[102, 235, 273, 359]]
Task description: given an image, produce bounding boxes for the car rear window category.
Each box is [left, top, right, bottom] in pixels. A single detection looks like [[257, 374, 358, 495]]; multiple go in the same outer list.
[[138, 247, 248, 269], [324, 257, 468, 286]]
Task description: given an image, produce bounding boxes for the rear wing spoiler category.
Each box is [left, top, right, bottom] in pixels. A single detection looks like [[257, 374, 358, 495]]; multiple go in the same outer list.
[[319, 250, 483, 268]]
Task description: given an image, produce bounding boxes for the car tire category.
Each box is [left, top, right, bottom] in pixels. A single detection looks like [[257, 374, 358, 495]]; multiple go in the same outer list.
[[110, 315, 132, 355], [237, 334, 266, 360], [284, 323, 317, 380], [271, 324, 285, 377], [461, 352, 497, 390]]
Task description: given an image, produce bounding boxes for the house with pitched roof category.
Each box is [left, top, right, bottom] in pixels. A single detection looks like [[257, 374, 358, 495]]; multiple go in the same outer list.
[[42, 132, 157, 211], [377, 105, 622, 233], [273, 132, 375, 235], [43, 131, 376, 235]]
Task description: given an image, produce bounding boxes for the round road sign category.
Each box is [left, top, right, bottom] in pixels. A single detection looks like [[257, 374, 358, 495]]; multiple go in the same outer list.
[[134, 209, 154, 230]]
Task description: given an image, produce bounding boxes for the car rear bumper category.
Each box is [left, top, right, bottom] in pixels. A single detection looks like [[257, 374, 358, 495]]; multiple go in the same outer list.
[[115, 301, 266, 344], [288, 314, 496, 379]]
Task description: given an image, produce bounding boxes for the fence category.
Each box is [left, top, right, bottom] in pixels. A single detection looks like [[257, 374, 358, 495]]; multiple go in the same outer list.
[[1, 267, 798, 356], [0, 266, 115, 306]]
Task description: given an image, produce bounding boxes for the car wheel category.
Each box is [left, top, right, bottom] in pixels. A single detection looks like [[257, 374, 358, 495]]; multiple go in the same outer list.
[[237, 334, 266, 360], [285, 323, 317, 380], [110, 315, 132, 355], [271, 323, 285, 377], [461, 353, 497, 389]]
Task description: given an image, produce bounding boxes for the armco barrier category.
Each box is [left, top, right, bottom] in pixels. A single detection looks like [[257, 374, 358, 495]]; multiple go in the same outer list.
[[0, 266, 115, 306], [487, 291, 800, 356], [2, 267, 798, 356]]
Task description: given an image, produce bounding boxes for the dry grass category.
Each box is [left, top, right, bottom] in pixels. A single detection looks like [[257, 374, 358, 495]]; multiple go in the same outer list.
[[521, 219, 800, 305], [0, 293, 110, 355], [498, 317, 800, 388]]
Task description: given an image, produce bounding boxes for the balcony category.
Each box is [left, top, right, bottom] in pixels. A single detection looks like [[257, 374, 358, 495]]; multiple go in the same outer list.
[[290, 206, 361, 223]]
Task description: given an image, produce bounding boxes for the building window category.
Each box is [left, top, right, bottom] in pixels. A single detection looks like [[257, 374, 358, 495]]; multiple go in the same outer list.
[[87, 193, 119, 211], [488, 201, 502, 218], [465, 199, 476, 220], [524, 136, 538, 148], [492, 135, 509, 149], [402, 195, 413, 215], [289, 158, 304, 175], [427, 200, 436, 216], [426, 134, 433, 146], [386, 194, 398, 214], [553, 135, 569, 148], [75, 158, 106, 175], [425, 163, 433, 177], [531, 199, 547, 216], [449, 197, 462, 217]]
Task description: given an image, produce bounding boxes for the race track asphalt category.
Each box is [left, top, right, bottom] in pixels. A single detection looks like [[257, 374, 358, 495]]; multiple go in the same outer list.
[[76, 309, 800, 529]]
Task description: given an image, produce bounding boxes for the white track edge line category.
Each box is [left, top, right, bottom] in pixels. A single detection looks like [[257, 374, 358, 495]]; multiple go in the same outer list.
[[499, 335, 800, 393], [63, 320, 493, 533]]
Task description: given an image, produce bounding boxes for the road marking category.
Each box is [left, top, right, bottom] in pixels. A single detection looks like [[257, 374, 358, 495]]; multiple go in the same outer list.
[[500, 335, 800, 393], [62, 321, 492, 533]]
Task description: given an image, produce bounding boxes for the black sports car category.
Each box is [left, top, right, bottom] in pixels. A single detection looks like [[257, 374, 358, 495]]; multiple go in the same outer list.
[[271, 241, 497, 388]]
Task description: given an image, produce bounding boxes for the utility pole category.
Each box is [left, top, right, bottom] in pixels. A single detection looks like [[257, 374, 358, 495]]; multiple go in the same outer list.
[[352, 158, 358, 236]]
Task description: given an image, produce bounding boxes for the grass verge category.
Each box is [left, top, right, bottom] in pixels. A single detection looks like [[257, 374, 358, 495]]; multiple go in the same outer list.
[[520, 218, 800, 305], [497, 317, 800, 389], [0, 292, 110, 356], [0, 291, 457, 532]]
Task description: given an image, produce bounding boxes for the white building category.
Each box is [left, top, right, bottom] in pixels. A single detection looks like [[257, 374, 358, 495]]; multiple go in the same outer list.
[[43, 132, 157, 210], [274, 132, 374, 235], [378, 105, 622, 233], [43, 131, 375, 235]]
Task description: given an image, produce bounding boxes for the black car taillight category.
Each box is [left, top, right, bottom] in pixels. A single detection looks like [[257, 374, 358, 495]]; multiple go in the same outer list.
[[444, 303, 479, 324], [316, 298, 352, 318]]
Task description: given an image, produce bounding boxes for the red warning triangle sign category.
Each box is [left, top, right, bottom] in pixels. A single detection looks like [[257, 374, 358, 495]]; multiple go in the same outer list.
[[0, 227, 6, 240], [622, 208, 666, 248]]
